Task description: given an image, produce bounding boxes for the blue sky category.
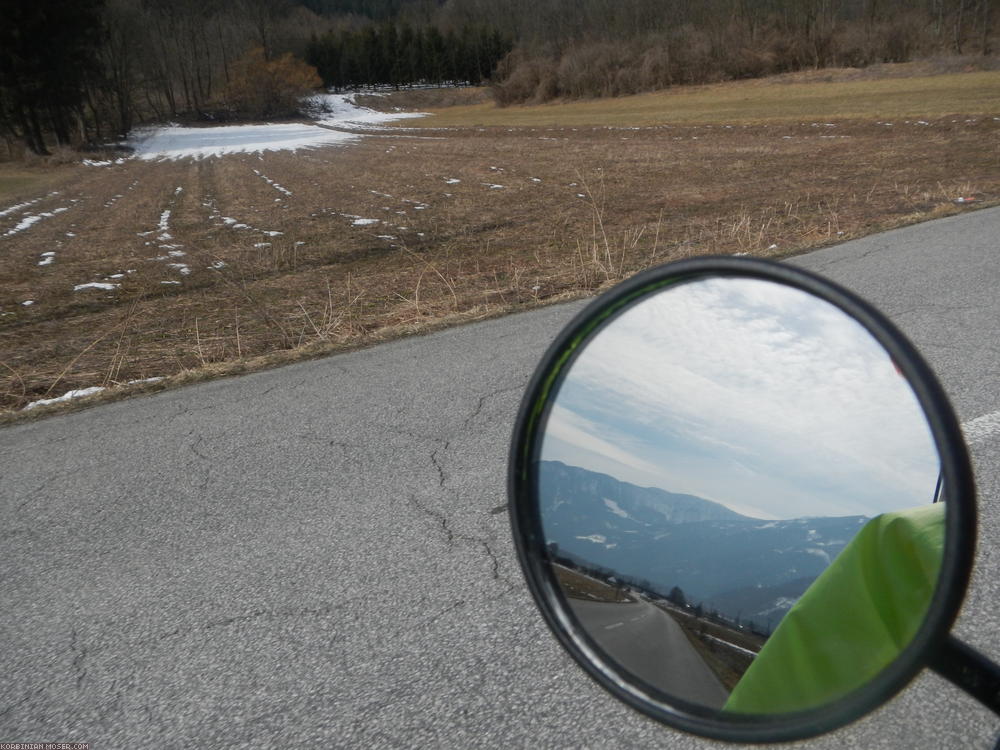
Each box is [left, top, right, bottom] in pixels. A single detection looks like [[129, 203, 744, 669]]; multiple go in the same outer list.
[[540, 277, 940, 520]]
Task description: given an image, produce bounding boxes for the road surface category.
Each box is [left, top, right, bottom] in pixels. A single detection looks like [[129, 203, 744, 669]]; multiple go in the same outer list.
[[2, 206, 999, 748], [567, 598, 729, 708]]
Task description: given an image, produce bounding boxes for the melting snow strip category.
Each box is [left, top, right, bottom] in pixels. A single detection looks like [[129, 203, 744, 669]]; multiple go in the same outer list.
[[252, 169, 293, 196], [74, 282, 120, 291], [0, 197, 43, 218], [82, 158, 126, 166], [217, 215, 283, 237], [4, 207, 70, 237], [22, 386, 106, 411]]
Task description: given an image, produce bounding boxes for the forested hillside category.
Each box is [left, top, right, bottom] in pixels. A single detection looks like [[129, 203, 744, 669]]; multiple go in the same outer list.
[[2, 0, 996, 155], [476, 0, 999, 103]]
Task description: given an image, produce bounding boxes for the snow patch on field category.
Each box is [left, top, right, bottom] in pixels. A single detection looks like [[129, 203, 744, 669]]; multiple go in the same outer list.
[[0, 197, 43, 218], [253, 169, 292, 196], [4, 206, 70, 237], [23, 386, 106, 411], [158, 209, 172, 237], [74, 282, 120, 291], [130, 123, 361, 160], [204, 197, 283, 239], [305, 93, 427, 129], [126, 93, 426, 160]]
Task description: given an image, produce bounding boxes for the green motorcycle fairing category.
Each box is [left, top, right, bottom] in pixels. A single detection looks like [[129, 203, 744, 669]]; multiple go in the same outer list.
[[723, 502, 945, 715]]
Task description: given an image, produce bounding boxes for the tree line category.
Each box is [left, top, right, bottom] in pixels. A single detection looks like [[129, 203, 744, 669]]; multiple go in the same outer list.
[[305, 24, 511, 89], [1, 0, 512, 156], [3, 0, 997, 155], [2, 0, 321, 155], [484, 0, 999, 103]]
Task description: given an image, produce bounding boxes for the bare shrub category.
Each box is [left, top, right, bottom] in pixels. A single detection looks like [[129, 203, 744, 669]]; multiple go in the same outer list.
[[832, 24, 880, 67], [711, 23, 772, 80], [495, 31, 730, 104], [492, 51, 558, 105], [637, 43, 674, 90], [534, 61, 560, 102], [876, 13, 931, 63], [718, 41, 777, 80], [668, 27, 718, 85], [226, 47, 322, 119], [767, 33, 810, 74]]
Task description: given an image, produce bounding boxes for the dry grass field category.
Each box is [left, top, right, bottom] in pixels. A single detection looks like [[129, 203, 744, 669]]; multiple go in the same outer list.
[[424, 69, 1000, 126], [2, 67, 998, 419]]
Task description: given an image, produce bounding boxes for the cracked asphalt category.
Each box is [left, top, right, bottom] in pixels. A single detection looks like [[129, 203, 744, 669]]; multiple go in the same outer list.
[[2, 206, 999, 748]]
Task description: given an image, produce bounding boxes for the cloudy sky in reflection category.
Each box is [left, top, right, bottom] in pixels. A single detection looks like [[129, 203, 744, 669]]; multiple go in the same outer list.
[[540, 277, 940, 520]]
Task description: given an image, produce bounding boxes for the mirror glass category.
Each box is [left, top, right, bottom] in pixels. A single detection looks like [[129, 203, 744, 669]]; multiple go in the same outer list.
[[536, 276, 944, 715]]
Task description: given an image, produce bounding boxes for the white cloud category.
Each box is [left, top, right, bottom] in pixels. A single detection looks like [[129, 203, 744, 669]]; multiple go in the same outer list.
[[544, 403, 666, 479], [544, 277, 939, 519]]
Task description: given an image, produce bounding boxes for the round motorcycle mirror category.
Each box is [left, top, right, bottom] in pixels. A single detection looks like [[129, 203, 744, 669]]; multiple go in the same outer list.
[[508, 257, 977, 743]]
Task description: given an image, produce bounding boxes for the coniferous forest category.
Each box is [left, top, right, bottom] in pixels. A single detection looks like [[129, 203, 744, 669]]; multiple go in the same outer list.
[[305, 24, 511, 89], [2, 0, 997, 154]]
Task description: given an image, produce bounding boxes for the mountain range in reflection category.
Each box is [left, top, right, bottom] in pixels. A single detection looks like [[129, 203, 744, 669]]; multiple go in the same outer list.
[[539, 460, 869, 631]]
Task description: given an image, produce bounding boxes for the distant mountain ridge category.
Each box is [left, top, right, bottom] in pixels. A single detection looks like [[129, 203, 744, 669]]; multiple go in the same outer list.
[[539, 460, 747, 525], [538, 460, 868, 627]]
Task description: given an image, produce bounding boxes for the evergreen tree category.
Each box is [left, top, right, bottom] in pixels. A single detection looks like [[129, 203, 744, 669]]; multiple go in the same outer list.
[[667, 586, 687, 607], [0, 0, 106, 153], [304, 20, 510, 89]]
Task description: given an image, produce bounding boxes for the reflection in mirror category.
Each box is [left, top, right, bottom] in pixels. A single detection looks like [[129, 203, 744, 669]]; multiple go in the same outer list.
[[536, 276, 942, 714]]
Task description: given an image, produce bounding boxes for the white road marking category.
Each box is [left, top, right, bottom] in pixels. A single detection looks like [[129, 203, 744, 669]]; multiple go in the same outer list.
[[962, 410, 1000, 446], [605, 622, 624, 630]]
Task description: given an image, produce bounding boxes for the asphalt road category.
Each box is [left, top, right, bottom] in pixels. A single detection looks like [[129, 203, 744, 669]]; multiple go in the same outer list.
[[567, 598, 729, 708], [2, 206, 999, 748]]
